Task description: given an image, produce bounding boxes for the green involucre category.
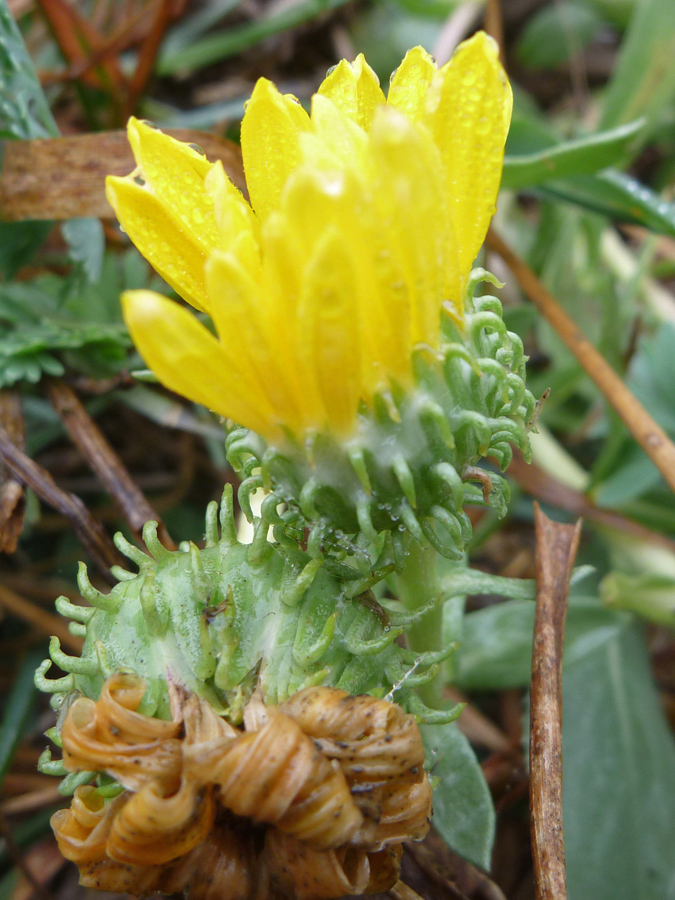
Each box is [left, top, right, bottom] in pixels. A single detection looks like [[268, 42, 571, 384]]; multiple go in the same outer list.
[[35, 485, 460, 790]]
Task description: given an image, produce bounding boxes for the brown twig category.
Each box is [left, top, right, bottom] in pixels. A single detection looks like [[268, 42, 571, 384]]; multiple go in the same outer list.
[[507, 449, 675, 554], [483, 0, 505, 65], [0, 786, 64, 816], [0, 584, 83, 654], [0, 390, 26, 553], [46, 379, 175, 549], [530, 505, 581, 900], [36, 0, 126, 94], [123, 0, 173, 118], [487, 228, 675, 497], [0, 425, 122, 582]]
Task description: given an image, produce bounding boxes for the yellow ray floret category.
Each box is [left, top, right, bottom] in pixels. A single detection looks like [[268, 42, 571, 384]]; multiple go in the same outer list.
[[109, 32, 512, 446]]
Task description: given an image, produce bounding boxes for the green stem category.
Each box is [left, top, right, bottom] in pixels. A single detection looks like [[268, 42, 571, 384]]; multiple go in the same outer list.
[[395, 541, 447, 710]]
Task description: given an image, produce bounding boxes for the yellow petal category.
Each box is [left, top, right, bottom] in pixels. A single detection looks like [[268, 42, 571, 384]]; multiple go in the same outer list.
[[387, 46, 437, 121], [126, 118, 219, 251], [204, 162, 261, 278], [369, 107, 456, 347], [206, 251, 304, 436], [299, 227, 362, 435], [427, 32, 512, 290], [121, 290, 276, 439], [282, 164, 402, 397], [352, 54, 386, 129], [259, 214, 327, 427], [303, 94, 369, 171], [240, 79, 311, 222], [318, 55, 385, 130], [106, 177, 211, 313]]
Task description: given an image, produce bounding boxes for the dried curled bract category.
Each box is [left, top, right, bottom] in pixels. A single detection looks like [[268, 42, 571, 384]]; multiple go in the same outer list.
[[281, 687, 426, 785], [53, 787, 271, 900], [266, 829, 403, 900], [53, 678, 433, 899], [281, 687, 432, 851], [61, 673, 182, 791], [185, 709, 363, 850], [106, 778, 215, 865]]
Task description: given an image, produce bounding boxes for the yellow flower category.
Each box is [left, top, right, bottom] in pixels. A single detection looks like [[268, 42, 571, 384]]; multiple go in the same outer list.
[[106, 33, 512, 445]]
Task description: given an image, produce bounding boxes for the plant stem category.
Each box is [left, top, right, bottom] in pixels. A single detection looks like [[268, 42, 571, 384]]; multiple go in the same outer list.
[[395, 541, 447, 710]]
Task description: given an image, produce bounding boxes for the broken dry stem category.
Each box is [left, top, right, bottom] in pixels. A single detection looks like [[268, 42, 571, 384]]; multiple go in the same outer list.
[[530, 505, 581, 900], [0, 131, 245, 221]]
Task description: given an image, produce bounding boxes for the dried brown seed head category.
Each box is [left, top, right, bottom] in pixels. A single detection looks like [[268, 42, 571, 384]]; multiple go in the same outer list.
[[54, 679, 433, 899], [185, 708, 363, 850]]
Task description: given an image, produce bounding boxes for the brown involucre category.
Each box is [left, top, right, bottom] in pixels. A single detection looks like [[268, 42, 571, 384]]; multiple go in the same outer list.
[[52, 675, 433, 899]]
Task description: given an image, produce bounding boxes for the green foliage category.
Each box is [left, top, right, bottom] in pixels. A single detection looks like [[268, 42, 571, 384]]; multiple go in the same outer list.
[[0, 266, 133, 389], [450, 593, 675, 898], [600, 0, 675, 139], [542, 170, 675, 237], [0, 0, 59, 273], [0, 649, 41, 785], [4, 0, 675, 892], [501, 120, 643, 191], [61, 217, 105, 284], [516, 1, 605, 70], [422, 721, 495, 869], [563, 623, 675, 900], [157, 0, 353, 75], [0, 0, 57, 140]]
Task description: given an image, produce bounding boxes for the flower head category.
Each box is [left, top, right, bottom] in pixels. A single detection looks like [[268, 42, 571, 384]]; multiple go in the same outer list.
[[107, 33, 512, 445]]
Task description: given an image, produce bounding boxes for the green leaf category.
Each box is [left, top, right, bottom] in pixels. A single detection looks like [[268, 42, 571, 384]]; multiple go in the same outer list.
[[157, 0, 353, 75], [562, 623, 675, 899], [62, 217, 105, 284], [541, 170, 675, 236], [516, 1, 604, 70], [628, 321, 675, 434], [454, 598, 626, 690], [0, 275, 131, 388], [386, 0, 464, 17], [0, 0, 58, 272], [0, 320, 129, 387], [593, 442, 661, 506], [0, 649, 42, 786], [160, 0, 245, 56], [350, 2, 442, 80], [0, 220, 52, 279], [601, 571, 675, 627], [421, 721, 495, 869], [0, 0, 57, 139], [502, 120, 643, 190], [600, 0, 675, 139]]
